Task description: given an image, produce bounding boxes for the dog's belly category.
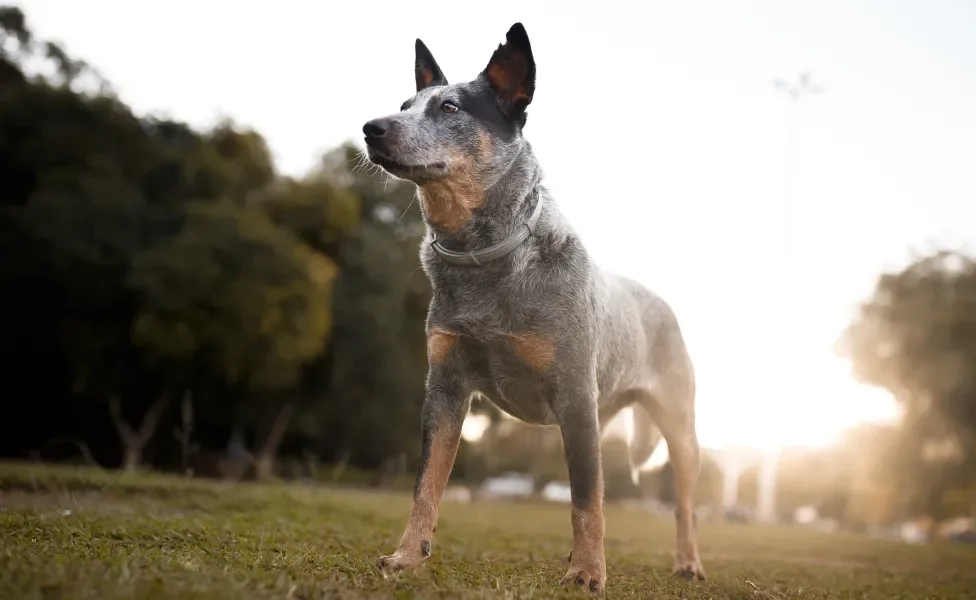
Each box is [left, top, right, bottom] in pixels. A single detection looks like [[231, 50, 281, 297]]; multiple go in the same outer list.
[[482, 381, 558, 425], [472, 342, 559, 426]]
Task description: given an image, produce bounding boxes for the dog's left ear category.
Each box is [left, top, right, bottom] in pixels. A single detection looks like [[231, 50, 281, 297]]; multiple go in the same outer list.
[[415, 39, 448, 92], [481, 23, 536, 120]]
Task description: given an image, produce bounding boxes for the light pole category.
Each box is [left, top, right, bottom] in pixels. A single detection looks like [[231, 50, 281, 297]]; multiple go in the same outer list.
[[773, 72, 824, 276], [754, 72, 824, 524]]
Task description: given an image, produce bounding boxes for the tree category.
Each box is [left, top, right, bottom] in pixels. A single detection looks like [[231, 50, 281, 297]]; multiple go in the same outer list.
[[6, 126, 178, 471], [838, 250, 976, 518], [128, 202, 337, 478], [259, 175, 361, 254], [0, 5, 440, 478], [308, 144, 433, 469], [0, 12, 305, 470]]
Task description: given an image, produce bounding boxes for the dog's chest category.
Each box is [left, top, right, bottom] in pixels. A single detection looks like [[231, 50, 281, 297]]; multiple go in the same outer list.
[[426, 248, 579, 426], [458, 330, 559, 426]]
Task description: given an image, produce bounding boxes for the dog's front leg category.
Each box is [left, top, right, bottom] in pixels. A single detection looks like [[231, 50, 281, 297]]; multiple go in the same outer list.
[[377, 371, 468, 577], [555, 385, 607, 594]]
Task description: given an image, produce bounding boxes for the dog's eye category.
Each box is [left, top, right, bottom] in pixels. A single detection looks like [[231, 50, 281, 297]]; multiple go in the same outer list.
[[441, 101, 459, 114]]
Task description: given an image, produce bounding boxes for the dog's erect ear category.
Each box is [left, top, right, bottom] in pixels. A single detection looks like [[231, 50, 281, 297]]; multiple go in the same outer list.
[[481, 23, 536, 117], [415, 39, 448, 92]]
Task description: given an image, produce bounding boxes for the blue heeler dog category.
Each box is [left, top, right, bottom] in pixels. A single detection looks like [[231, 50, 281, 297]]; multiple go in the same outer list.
[[362, 22, 705, 593]]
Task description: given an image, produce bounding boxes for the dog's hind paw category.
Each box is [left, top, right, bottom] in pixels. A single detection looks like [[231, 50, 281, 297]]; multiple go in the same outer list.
[[671, 558, 706, 581]]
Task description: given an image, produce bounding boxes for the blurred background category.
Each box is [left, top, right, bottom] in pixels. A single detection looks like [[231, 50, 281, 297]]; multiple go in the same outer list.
[[1, 0, 974, 545]]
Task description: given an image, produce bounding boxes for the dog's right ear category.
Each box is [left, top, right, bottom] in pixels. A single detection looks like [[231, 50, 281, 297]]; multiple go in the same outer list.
[[481, 23, 535, 120], [415, 39, 448, 92]]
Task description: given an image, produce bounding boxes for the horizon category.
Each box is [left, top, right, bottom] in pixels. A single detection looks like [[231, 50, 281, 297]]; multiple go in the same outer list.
[[20, 0, 976, 455]]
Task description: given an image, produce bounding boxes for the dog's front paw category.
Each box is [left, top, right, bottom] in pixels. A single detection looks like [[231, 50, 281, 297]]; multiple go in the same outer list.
[[671, 557, 706, 581], [559, 559, 606, 594], [376, 544, 429, 578]]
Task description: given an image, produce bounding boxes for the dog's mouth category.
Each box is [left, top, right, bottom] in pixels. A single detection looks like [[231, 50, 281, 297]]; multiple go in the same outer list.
[[366, 147, 447, 180]]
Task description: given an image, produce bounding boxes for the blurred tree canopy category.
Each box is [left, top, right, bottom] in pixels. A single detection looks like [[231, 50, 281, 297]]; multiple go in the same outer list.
[[0, 5, 435, 479], [839, 250, 976, 518]]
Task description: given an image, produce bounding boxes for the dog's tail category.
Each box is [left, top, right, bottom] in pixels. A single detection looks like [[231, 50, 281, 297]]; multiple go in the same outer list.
[[628, 404, 663, 486]]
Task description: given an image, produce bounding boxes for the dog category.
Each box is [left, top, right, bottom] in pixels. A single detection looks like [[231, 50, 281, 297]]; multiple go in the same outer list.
[[362, 22, 705, 593]]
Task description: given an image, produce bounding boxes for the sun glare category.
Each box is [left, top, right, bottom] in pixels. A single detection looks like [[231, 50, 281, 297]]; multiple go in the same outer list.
[[697, 351, 901, 456], [460, 348, 900, 462], [461, 412, 491, 443]]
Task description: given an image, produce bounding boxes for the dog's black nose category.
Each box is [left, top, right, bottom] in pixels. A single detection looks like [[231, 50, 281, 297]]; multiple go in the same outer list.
[[363, 118, 392, 139]]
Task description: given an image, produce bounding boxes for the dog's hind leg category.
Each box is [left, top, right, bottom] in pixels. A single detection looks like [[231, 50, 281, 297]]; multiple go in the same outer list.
[[641, 380, 705, 580]]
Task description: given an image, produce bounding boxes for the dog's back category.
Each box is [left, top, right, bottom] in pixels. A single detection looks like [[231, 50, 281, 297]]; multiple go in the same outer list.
[[594, 271, 694, 398]]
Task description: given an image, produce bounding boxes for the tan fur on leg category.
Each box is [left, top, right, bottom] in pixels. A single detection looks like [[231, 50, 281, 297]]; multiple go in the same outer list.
[[377, 424, 462, 576]]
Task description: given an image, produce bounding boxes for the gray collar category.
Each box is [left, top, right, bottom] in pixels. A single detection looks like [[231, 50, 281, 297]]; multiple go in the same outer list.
[[429, 196, 544, 267]]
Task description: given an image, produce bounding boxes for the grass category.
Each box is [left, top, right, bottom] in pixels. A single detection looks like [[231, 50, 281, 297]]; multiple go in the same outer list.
[[1, 463, 974, 599]]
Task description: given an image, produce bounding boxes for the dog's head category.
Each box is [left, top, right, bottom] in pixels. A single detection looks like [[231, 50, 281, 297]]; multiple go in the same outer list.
[[362, 23, 535, 187]]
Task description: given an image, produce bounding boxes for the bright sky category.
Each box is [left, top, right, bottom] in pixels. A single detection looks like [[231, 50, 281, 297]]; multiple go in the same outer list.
[[21, 0, 976, 454]]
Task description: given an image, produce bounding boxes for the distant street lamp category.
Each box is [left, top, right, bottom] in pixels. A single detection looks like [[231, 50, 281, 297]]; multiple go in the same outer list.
[[773, 72, 824, 275], [754, 72, 825, 524]]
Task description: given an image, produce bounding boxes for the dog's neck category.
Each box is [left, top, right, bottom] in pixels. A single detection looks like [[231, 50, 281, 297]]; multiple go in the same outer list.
[[419, 144, 543, 252]]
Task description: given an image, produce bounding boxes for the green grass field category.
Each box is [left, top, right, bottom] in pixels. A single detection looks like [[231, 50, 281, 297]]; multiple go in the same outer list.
[[1, 463, 974, 599]]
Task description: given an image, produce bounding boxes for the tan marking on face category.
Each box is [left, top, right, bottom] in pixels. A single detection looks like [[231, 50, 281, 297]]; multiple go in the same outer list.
[[418, 134, 490, 232], [427, 328, 458, 365], [506, 332, 556, 372], [476, 129, 493, 162]]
